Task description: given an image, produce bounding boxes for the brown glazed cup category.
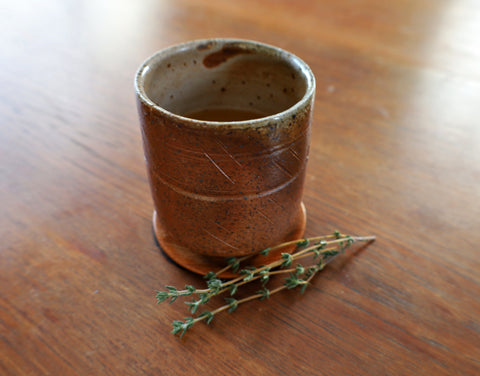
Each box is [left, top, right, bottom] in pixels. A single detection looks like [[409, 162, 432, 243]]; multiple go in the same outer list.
[[135, 39, 315, 275]]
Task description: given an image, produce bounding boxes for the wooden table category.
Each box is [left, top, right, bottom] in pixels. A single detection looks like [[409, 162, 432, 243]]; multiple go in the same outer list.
[[1, 1, 479, 374]]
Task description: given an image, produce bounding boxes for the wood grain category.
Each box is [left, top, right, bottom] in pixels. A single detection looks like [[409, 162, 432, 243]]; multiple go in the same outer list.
[[1, 0, 479, 375]]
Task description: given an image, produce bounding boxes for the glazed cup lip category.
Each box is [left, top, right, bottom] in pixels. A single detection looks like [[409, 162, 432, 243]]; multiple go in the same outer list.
[[134, 38, 315, 128]]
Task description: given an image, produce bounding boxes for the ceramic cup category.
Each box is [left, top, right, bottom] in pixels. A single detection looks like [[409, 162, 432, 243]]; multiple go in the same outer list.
[[135, 39, 315, 275]]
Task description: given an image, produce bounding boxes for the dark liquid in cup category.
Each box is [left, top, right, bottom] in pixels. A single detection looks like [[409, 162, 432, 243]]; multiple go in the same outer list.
[[185, 108, 266, 122]]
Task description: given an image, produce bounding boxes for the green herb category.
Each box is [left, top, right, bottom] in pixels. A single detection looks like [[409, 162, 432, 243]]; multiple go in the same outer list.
[[156, 231, 375, 337]]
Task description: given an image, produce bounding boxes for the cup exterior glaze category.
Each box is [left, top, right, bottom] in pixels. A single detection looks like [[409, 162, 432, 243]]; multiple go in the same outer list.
[[135, 39, 315, 268]]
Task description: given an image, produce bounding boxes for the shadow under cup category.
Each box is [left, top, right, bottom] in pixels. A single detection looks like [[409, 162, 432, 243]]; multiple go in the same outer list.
[[135, 39, 315, 276]]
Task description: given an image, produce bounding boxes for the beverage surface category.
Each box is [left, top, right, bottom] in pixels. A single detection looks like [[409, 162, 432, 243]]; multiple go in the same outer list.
[[185, 108, 266, 122]]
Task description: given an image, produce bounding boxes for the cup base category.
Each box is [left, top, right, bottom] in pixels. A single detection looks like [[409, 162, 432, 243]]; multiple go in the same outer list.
[[152, 203, 307, 278]]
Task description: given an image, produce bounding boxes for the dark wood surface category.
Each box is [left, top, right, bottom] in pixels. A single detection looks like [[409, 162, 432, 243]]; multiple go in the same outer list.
[[1, 1, 479, 375]]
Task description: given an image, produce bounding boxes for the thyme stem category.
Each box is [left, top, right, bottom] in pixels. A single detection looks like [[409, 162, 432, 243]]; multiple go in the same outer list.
[[159, 232, 376, 337]]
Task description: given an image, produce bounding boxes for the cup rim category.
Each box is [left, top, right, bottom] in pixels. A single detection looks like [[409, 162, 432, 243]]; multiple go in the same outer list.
[[134, 38, 315, 128]]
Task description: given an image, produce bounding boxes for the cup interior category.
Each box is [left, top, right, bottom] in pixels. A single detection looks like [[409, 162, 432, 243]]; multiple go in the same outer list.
[[137, 40, 313, 122]]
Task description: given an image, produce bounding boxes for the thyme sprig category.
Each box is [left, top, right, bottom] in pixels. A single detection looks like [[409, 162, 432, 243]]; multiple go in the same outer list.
[[156, 232, 375, 337]]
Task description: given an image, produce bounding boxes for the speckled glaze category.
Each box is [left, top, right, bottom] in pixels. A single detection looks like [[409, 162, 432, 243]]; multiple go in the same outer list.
[[135, 39, 315, 275]]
